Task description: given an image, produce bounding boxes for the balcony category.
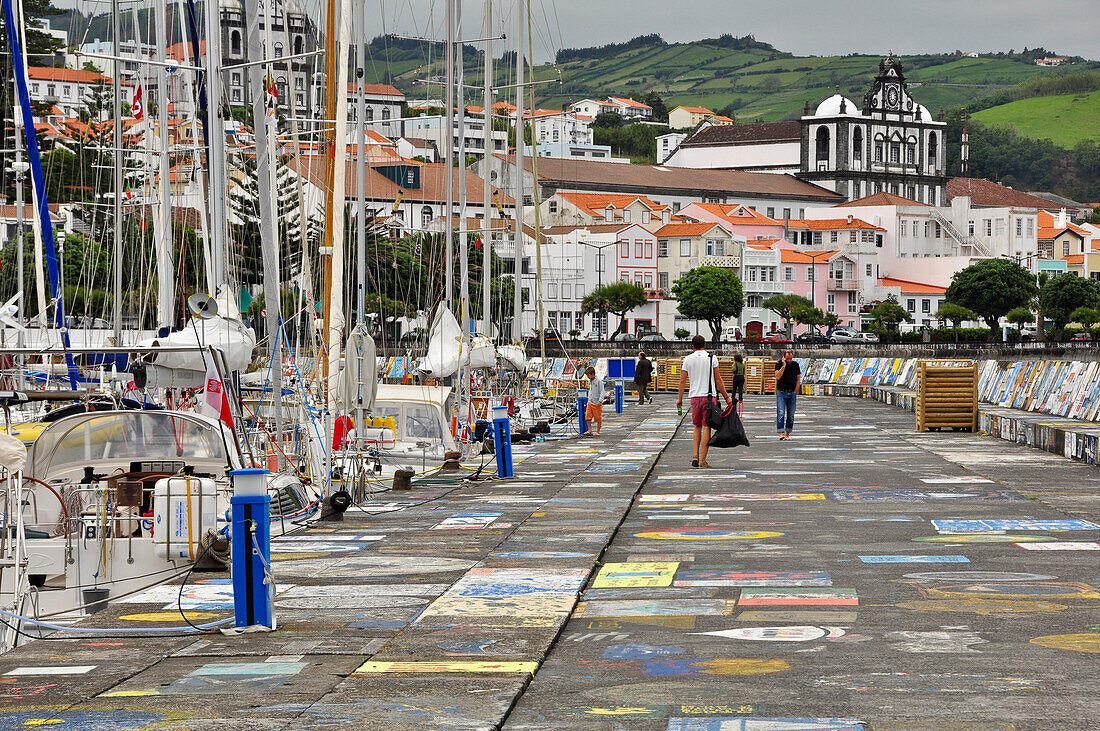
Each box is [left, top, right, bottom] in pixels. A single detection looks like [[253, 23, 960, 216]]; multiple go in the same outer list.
[[644, 289, 665, 301], [828, 278, 859, 291], [744, 280, 782, 293], [702, 254, 742, 268]]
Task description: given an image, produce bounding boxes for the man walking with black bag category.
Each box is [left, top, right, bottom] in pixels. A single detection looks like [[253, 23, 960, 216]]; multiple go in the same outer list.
[[676, 335, 732, 468]]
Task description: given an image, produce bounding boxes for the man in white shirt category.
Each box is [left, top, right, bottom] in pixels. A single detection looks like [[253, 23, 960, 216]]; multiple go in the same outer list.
[[676, 335, 732, 468]]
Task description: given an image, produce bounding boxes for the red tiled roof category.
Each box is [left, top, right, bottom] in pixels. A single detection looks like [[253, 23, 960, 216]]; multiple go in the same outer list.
[[722, 204, 782, 225], [347, 83, 404, 98], [558, 191, 668, 217], [286, 158, 513, 206], [540, 223, 637, 236], [947, 178, 1063, 210], [674, 106, 713, 115], [655, 222, 726, 237], [166, 40, 205, 62], [1065, 254, 1085, 265], [607, 96, 651, 109], [1037, 210, 1089, 236], [781, 248, 840, 263], [787, 217, 885, 231], [28, 66, 112, 84], [837, 192, 929, 207], [504, 155, 842, 202], [680, 121, 801, 147], [878, 276, 947, 294]]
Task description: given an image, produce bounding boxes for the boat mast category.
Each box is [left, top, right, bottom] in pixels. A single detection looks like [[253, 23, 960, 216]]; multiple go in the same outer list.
[[509, 0, 524, 345], [480, 0, 492, 335], [245, 0, 283, 466], [111, 0, 123, 342], [321, 0, 351, 409], [443, 0, 455, 307], [354, 3, 366, 325], [154, 0, 174, 327], [526, 0, 545, 364], [202, 0, 230, 300]]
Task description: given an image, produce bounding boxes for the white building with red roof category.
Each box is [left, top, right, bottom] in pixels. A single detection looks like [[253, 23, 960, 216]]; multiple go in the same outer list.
[[539, 191, 673, 233], [26, 66, 114, 119]]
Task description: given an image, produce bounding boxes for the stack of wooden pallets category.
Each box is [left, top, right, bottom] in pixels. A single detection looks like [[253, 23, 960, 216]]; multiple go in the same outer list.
[[916, 360, 979, 432]]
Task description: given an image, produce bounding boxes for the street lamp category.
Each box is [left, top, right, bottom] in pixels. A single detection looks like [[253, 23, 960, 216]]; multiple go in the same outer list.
[[579, 238, 617, 337]]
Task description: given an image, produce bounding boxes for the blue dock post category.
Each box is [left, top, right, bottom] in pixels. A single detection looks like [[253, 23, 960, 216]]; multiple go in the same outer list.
[[615, 380, 624, 413], [229, 468, 273, 628], [492, 405, 513, 478], [578, 389, 589, 434]]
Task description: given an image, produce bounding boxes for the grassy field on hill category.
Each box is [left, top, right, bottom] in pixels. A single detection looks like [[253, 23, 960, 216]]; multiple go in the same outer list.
[[972, 90, 1100, 147], [359, 34, 1089, 123]]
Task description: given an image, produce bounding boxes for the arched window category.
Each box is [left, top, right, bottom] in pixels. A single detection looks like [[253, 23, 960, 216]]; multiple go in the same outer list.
[[927, 132, 938, 166], [421, 206, 433, 227], [365, 107, 374, 121], [852, 127, 863, 160], [274, 43, 283, 59], [230, 30, 242, 56], [294, 35, 303, 55], [815, 126, 830, 164], [381, 107, 391, 120]]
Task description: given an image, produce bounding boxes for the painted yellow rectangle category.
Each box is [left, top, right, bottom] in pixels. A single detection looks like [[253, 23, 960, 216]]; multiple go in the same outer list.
[[592, 561, 679, 588], [354, 661, 539, 675]]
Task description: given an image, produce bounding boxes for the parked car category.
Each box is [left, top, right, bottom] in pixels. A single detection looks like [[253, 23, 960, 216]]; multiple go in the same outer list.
[[761, 332, 794, 343], [1070, 332, 1094, 342], [578, 331, 603, 341], [856, 332, 880, 343], [722, 326, 743, 342], [829, 328, 862, 343], [796, 331, 829, 343], [639, 333, 667, 342], [609, 332, 639, 342], [541, 327, 562, 342]]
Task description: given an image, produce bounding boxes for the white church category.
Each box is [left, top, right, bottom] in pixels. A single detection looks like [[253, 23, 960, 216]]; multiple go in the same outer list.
[[665, 54, 948, 205]]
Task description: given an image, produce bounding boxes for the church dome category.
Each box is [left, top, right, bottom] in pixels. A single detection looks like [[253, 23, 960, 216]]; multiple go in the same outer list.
[[813, 93, 859, 117]]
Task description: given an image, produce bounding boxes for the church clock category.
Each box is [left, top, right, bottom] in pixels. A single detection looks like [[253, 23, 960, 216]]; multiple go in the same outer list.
[[885, 84, 900, 110]]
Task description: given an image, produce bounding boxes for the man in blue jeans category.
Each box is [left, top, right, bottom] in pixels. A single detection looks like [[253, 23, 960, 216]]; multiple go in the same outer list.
[[775, 349, 801, 440]]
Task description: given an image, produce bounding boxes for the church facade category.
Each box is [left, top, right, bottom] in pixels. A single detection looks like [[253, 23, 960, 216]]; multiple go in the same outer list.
[[664, 55, 948, 205], [798, 55, 947, 205]]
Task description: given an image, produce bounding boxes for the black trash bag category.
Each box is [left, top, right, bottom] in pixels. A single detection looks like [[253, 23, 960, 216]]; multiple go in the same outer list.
[[708, 402, 750, 448], [704, 397, 724, 430]]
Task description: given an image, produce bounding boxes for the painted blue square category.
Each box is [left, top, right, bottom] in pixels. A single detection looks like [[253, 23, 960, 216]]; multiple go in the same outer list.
[[858, 555, 969, 563]]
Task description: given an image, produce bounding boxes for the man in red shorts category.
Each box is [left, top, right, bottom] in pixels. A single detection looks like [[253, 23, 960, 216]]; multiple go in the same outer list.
[[675, 335, 732, 468]]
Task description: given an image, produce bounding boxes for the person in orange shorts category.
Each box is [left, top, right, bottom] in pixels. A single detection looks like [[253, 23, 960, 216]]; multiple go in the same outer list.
[[583, 366, 604, 436]]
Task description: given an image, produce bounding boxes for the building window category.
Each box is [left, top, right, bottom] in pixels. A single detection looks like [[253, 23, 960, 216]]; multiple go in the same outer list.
[[746, 267, 757, 282], [767, 207, 775, 218], [658, 240, 668, 258], [644, 273, 653, 288], [827, 293, 835, 311], [906, 145, 914, 164], [848, 291, 857, 312], [1027, 219, 1034, 237], [576, 285, 585, 299], [874, 144, 882, 162], [547, 283, 558, 299], [605, 207, 614, 222], [830, 231, 838, 244], [714, 240, 726, 257], [295, 93, 304, 106], [968, 220, 975, 236], [815, 126, 830, 163], [231, 89, 241, 102], [230, 30, 242, 56], [928, 132, 938, 165], [1064, 239, 1071, 257], [907, 185, 916, 200], [852, 127, 863, 160], [644, 242, 653, 258], [642, 211, 651, 223], [907, 299, 916, 312], [865, 263, 872, 277], [294, 35, 304, 55], [634, 273, 643, 286], [985, 219, 992, 237], [922, 299, 931, 313], [421, 206, 433, 227], [658, 272, 669, 291], [623, 210, 631, 223], [635, 241, 643, 258], [46, 84, 55, 97], [381, 108, 391, 120], [274, 43, 284, 58], [1016, 218, 1023, 237], [783, 208, 791, 219], [620, 241, 629, 257], [366, 107, 374, 121], [548, 200, 557, 213], [890, 144, 900, 163], [812, 232, 822, 246], [680, 238, 691, 257], [900, 220, 908, 237], [294, 76, 304, 90], [784, 266, 794, 281]]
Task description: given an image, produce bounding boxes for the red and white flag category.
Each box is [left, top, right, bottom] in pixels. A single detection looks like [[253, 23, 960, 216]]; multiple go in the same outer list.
[[131, 81, 144, 120], [199, 357, 234, 429]]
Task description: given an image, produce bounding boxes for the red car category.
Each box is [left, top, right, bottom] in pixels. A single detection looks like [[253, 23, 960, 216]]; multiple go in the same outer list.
[[1070, 332, 1094, 342], [761, 333, 794, 343]]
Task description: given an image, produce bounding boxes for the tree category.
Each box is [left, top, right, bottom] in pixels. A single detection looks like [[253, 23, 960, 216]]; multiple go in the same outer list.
[[592, 112, 623, 128], [791, 304, 826, 335], [1069, 307, 1100, 328], [581, 282, 647, 339], [670, 266, 743, 341], [1039, 274, 1100, 337], [763, 293, 812, 337], [945, 259, 1037, 337], [868, 296, 912, 330], [937, 302, 976, 342], [228, 153, 305, 293], [1006, 306, 1034, 329], [674, 327, 690, 340], [821, 311, 841, 330]]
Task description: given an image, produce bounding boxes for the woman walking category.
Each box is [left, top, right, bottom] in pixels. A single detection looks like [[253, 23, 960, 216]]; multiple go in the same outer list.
[[634, 352, 654, 404], [731, 354, 746, 403]]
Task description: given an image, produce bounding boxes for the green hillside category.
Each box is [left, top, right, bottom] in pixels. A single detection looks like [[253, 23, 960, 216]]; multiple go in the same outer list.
[[972, 90, 1100, 148], [361, 34, 1095, 123]]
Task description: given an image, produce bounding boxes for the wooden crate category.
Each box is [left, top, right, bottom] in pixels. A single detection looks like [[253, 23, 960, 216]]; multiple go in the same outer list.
[[717, 358, 734, 392], [661, 358, 681, 392], [745, 357, 769, 394], [916, 361, 978, 432]]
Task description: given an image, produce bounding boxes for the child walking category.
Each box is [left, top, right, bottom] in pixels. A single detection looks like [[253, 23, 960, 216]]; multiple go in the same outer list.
[[583, 366, 604, 436]]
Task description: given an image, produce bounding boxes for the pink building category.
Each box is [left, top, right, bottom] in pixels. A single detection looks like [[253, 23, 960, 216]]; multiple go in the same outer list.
[[777, 244, 861, 330]]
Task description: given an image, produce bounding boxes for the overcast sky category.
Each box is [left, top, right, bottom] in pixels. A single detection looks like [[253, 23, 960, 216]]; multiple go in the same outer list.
[[53, 0, 1100, 62]]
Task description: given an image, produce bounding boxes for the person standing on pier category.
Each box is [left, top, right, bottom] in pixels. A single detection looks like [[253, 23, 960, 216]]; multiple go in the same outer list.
[[775, 350, 801, 440], [634, 352, 653, 405], [676, 335, 732, 468]]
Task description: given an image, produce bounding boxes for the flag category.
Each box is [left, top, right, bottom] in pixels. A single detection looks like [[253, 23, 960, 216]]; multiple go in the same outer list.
[[473, 236, 483, 250], [131, 81, 144, 120], [264, 71, 278, 119], [124, 188, 133, 200], [199, 357, 235, 429], [391, 189, 403, 213]]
